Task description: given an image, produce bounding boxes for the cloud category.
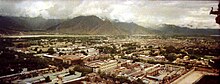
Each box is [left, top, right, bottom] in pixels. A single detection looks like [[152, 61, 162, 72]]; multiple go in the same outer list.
[[0, 0, 219, 28]]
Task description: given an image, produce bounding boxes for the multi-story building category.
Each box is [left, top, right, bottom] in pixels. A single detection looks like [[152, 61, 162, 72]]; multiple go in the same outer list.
[[85, 60, 118, 73]]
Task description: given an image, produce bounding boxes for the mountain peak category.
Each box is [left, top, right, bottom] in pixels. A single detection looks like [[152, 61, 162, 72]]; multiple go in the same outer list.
[[47, 15, 154, 35]]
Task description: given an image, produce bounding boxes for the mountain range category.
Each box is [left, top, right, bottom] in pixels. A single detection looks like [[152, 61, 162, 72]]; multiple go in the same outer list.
[[0, 16, 64, 34], [0, 15, 219, 36]]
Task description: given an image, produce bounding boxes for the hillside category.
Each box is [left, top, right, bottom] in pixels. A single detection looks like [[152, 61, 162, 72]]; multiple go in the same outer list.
[[156, 24, 220, 36], [48, 15, 122, 35], [0, 15, 219, 36], [47, 15, 155, 35], [0, 16, 65, 35]]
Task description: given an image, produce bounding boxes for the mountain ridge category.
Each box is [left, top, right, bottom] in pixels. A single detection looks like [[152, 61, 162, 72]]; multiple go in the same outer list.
[[47, 15, 156, 35], [0, 15, 219, 36]]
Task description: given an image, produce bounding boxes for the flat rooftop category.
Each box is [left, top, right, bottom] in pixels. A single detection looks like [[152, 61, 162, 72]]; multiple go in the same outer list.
[[172, 71, 204, 84]]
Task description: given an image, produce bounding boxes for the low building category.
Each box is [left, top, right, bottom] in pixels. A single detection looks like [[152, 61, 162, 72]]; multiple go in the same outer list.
[[144, 64, 161, 76]]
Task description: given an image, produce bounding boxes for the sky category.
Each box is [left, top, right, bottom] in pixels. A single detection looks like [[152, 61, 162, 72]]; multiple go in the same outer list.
[[0, 0, 219, 29]]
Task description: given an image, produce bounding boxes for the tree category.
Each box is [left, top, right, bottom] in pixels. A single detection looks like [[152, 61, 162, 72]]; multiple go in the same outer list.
[[147, 59, 155, 64], [135, 78, 145, 84], [165, 45, 176, 53], [81, 51, 88, 56], [37, 49, 43, 54], [165, 53, 177, 62], [69, 69, 75, 75], [34, 47, 38, 51], [45, 76, 51, 82], [59, 52, 65, 56], [47, 47, 55, 55]]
